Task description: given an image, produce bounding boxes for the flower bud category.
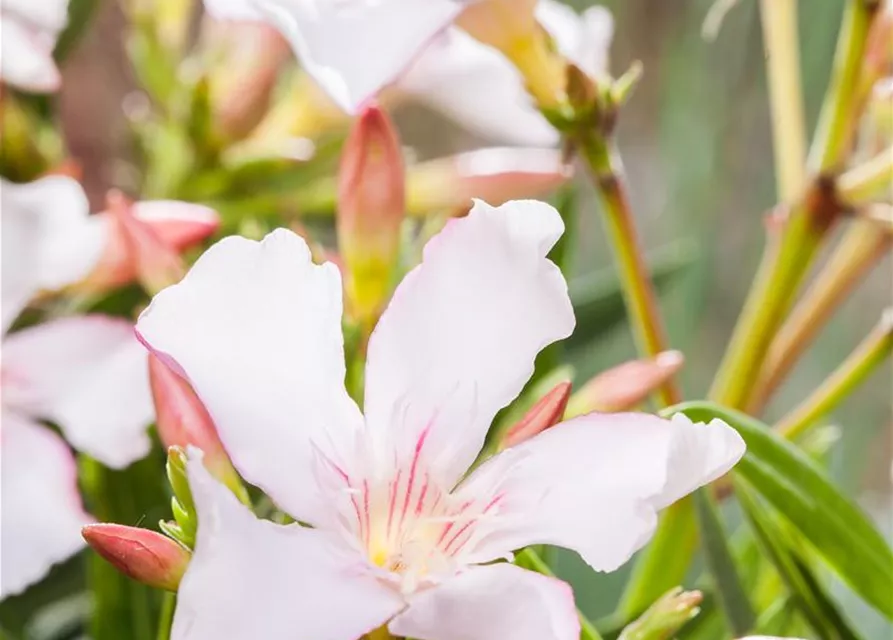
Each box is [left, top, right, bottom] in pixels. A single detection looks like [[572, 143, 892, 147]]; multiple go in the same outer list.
[[337, 105, 405, 327], [618, 588, 702, 640], [82, 524, 190, 591], [502, 381, 572, 449], [79, 194, 217, 295], [458, 0, 566, 110], [565, 351, 684, 418], [149, 355, 247, 506], [406, 148, 571, 215], [203, 20, 292, 142]]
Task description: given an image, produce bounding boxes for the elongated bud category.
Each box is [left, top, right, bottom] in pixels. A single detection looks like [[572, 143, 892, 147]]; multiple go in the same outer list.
[[502, 381, 572, 449], [82, 524, 190, 591], [565, 351, 684, 418], [149, 355, 248, 505], [203, 21, 292, 142], [406, 148, 571, 215], [337, 106, 405, 328], [619, 588, 702, 640], [458, 0, 566, 111]]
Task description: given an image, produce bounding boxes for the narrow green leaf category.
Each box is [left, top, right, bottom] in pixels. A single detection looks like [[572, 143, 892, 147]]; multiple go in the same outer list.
[[669, 401, 893, 619], [693, 489, 754, 635], [736, 478, 862, 640]]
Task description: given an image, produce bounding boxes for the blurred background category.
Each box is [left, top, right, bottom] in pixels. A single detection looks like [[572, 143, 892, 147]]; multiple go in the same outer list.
[[3, 0, 890, 636]]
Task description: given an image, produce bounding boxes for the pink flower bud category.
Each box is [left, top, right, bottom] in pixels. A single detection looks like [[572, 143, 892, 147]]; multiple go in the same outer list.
[[81, 194, 218, 295], [503, 381, 572, 448], [82, 524, 190, 591], [406, 148, 571, 215], [566, 351, 685, 418], [337, 105, 405, 325]]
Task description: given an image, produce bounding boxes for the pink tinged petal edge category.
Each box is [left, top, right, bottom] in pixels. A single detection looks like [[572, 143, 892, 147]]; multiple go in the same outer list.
[[2, 315, 154, 468], [173, 452, 404, 640], [458, 412, 745, 572], [135, 230, 363, 527], [389, 563, 579, 640], [363, 199, 574, 487], [1, 412, 92, 600], [248, 0, 463, 113], [0, 176, 103, 333]]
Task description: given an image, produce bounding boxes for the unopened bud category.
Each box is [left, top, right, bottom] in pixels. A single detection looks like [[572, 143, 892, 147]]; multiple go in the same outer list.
[[502, 381, 572, 448], [204, 21, 292, 142], [618, 588, 702, 640], [565, 351, 684, 418], [149, 355, 248, 506], [337, 105, 405, 327], [82, 524, 190, 591], [406, 148, 571, 215]]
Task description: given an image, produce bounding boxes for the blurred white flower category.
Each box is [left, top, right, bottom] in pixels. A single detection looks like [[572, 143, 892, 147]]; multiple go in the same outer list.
[[0, 177, 216, 598], [0, 0, 70, 92], [136, 198, 744, 639]]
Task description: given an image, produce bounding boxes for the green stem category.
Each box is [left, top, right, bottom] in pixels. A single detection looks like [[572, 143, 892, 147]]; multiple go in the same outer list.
[[515, 548, 605, 640], [709, 0, 876, 410], [749, 220, 891, 411], [156, 593, 176, 640], [808, 0, 880, 174], [776, 310, 893, 438], [578, 135, 681, 408], [759, 0, 807, 201]]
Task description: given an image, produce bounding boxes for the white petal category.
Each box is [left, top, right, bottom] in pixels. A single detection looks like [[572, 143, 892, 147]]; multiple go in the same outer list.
[[399, 30, 558, 146], [0, 18, 61, 93], [536, 0, 613, 80], [0, 411, 91, 599], [0, 177, 104, 332], [364, 199, 574, 486], [3, 0, 69, 33], [2, 316, 154, 468], [459, 412, 745, 571], [247, 0, 463, 112], [173, 454, 404, 640], [136, 230, 362, 525], [388, 563, 578, 640]]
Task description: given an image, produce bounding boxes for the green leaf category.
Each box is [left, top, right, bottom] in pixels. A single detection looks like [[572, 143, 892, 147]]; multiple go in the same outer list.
[[669, 401, 893, 619], [567, 240, 697, 351], [736, 478, 862, 640], [693, 489, 754, 635]]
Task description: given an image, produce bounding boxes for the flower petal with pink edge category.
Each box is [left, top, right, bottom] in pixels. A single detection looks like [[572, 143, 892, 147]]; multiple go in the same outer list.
[[536, 0, 614, 80], [388, 563, 579, 640], [136, 230, 363, 526], [172, 452, 404, 640], [399, 29, 557, 146], [244, 0, 463, 113], [2, 316, 154, 468], [132, 201, 219, 249], [459, 412, 745, 572], [1, 176, 103, 333], [0, 411, 92, 599], [364, 199, 574, 487]]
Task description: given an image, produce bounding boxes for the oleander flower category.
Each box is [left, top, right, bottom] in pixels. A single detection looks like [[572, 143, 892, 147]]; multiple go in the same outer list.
[[136, 198, 744, 639]]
